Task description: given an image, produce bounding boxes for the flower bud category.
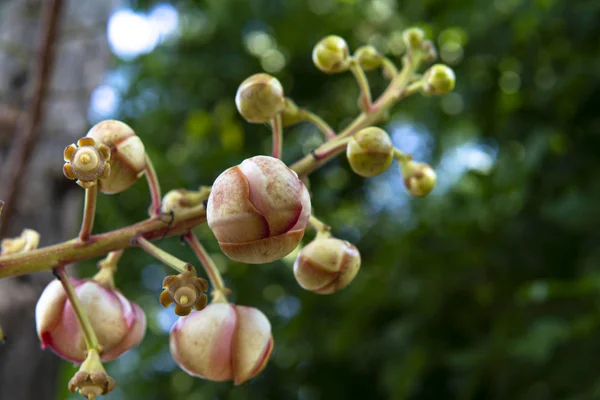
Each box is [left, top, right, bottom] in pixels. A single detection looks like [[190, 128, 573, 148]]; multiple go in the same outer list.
[[63, 137, 111, 189], [346, 127, 394, 177], [354, 45, 383, 71], [207, 155, 311, 264], [35, 278, 146, 363], [170, 303, 273, 385], [402, 27, 425, 50], [1, 228, 40, 255], [422, 64, 455, 95], [85, 120, 146, 194], [401, 160, 437, 197], [312, 35, 350, 73], [235, 73, 285, 123], [294, 237, 360, 294]]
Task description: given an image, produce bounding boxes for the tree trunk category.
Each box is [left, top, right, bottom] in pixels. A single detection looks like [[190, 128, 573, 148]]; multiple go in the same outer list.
[[0, 0, 115, 398]]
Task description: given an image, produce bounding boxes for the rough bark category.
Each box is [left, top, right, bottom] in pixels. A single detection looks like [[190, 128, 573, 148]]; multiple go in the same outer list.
[[0, 0, 115, 398]]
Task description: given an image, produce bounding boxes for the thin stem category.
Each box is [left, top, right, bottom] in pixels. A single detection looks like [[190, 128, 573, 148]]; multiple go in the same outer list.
[[93, 249, 123, 288], [270, 114, 283, 159], [309, 215, 331, 238], [78, 184, 98, 242], [349, 59, 373, 112], [136, 236, 193, 275], [98, 250, 123, 269], [311, 137, 352, 160], [393, 148, 412, 162], [54, 266, 100, 351], [301, 110, 336, 139], [144, 153, 162, 217], [184, 232, 228, 303], [382, 57, 398, 79]]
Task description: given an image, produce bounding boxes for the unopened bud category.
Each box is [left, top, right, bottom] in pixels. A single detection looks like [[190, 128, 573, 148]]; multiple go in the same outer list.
[[401, 160, 437, 197], [312, 35, 350, 73], [354, 45, 383, 71], [170, 303, 273, 385], [36, 278, 146, 362], [346, 127, 394, 177], [235, 73, 285, 123], [294, 237, 360, 294], [422, 64, 455, 95], [85, 120, 146, 194], [207, 156, 311, 264], [402, 27, 425, 50]]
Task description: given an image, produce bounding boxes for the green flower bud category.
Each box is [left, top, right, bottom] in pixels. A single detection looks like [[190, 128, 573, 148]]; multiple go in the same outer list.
[[235, 73, 285, 123], [346, 127, 394, 177], [312, 35, 350, 74], [354, 45, 382, 71], [402, 27, 425, 50], [421, 40, 438, 63], [423, 64, 456, 95], [401, 161, 436, 197]]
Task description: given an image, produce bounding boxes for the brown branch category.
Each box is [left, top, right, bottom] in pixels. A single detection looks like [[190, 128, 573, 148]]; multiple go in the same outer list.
[[0, 204, 207, 279], [0, 0, 64, 236]]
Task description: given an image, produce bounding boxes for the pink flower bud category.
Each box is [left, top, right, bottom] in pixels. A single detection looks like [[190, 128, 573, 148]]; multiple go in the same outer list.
[[35, 278, 146, 363], [207, 155, 311, 264], [170, 303, 273, 385], [294, 237, 361, 294]]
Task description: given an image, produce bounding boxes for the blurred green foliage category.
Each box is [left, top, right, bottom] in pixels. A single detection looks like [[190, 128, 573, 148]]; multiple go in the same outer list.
[[59, 0, 600, 399]]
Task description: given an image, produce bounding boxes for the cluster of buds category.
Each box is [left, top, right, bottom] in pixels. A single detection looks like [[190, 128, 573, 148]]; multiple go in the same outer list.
[[2, 24, 460, 400]]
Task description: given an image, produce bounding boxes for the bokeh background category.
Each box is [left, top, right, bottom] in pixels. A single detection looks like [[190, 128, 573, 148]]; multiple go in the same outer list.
[[2, 0, 600, 399]]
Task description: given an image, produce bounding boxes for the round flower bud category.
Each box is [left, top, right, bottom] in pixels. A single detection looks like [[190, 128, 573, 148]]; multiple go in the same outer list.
[[354, 45, 383, 71], [294, 237, 361, 294], [207, 155, 311, 264], [312, 35, 350, 73], [346, 127, 394, 177], [35, 278, 146, 363], [401, 161, 437, 197], [170, 303, 273, 385], [85, 120, 146, 194], [235, 73, 285, 123], [423, 64, 456, 95], [63, 137, 111, 189], [402, 27, 425, 50]]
